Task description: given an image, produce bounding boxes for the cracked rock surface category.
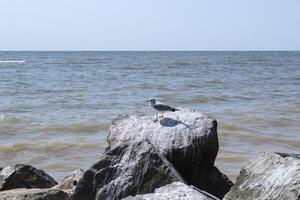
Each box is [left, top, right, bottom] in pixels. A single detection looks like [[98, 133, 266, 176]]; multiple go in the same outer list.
[[107, 110, 232, 198], [71, 140, 183, 200], [224, 152, 300, 200], [123, 182, 219, 200]]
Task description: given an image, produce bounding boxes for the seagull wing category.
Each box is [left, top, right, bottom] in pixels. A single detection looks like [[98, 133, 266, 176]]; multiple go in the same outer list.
[[154, 103, 179, 112], [154, 103, 172, 111]]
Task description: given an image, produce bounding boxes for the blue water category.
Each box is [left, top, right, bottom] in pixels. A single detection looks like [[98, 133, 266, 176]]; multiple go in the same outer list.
[[0, 51, 299, 180]]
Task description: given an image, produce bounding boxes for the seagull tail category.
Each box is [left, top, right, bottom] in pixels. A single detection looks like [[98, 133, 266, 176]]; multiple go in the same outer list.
[[171, 108, 180, 112]]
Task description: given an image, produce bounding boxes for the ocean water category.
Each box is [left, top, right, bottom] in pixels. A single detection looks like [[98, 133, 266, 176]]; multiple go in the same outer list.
[[0, 51, 299, 181]]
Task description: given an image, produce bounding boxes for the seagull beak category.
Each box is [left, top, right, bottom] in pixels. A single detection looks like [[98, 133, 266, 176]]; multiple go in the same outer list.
[[145, 100, 149, 102]]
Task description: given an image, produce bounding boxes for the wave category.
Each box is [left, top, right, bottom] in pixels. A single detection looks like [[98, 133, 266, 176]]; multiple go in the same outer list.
[[158, 94, 229, 104], [293, 76, 300, 80], [216, 156, 244, 162], [219, 124, 240, 131], [168, 62, 192, 67], [232, 95, 256, 100], [0, 141, 99, 154], [0, 115, 23, 124], [139, 83, 153, 89], [173, 62, 191, 66], [206, 79, 223, 84], [236, 133, 300, 149], [0, 60, 25, 64], [39, 123, 109, 133]]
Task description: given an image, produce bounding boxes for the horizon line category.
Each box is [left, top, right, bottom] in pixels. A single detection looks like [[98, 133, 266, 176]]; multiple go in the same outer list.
[[1, 50, 300, 52]]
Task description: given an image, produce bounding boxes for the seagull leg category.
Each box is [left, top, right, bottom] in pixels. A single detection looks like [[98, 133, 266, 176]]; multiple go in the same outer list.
[[159, 113, 163, 118], [153, 113, 158, 122]]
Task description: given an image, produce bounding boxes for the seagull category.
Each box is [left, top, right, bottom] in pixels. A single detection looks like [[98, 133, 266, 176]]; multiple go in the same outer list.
[[146, 98, 180, 122]]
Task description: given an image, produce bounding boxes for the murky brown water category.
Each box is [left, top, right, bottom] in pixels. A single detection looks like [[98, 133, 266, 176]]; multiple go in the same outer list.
[[0, 51, 299, 182]]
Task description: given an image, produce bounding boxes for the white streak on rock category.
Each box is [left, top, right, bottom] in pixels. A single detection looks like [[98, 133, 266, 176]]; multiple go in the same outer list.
[[123, 182, 216, 200]]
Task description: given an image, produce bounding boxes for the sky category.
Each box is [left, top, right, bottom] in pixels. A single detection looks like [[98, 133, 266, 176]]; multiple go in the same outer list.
[[0, 0, 300, 51]]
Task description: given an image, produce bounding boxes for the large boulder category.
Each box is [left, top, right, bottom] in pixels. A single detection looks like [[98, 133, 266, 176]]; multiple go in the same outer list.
[[107, 110, 232, 198], [123, 182, 219, 200], [71, 140, 183, 200], [0, 164, 57, 191], [224, 152, 300, 200]]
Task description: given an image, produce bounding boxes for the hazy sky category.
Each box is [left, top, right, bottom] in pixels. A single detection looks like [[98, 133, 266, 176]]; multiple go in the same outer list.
[[1, 0, 300, 51]]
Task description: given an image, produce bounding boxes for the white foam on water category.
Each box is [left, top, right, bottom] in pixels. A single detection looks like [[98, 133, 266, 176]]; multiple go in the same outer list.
[[0, 114, 4, 121], [0, 60, 26, 63]]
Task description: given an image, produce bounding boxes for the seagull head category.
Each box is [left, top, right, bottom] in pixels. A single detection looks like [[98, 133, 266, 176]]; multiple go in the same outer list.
[[146, 98, 156, 104]]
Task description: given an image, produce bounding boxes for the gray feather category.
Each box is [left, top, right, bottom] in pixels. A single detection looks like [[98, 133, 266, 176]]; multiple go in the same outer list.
[[153, 104, 178, 112]]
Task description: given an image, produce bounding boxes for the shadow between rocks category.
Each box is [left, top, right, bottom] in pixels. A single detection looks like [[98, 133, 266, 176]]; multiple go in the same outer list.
[[160, 118, 190, 129]]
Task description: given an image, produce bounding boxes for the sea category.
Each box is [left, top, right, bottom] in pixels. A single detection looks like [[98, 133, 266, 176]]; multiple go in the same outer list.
[[0, 51, 299, 181]]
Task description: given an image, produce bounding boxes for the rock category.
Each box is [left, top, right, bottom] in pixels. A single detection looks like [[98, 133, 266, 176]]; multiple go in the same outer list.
[[54, 169, 84, 191], [107, 110, 232, 198], [123, 182, 219, 200], [0, 188, 69, 200], [71, 140, 183, 200], [206, 167, 233, 198], [224, 152, 300, 200], [0, 164, 57, 191]]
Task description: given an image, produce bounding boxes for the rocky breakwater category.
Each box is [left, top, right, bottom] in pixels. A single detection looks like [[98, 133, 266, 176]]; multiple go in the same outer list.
[[71, 109, 233, 200], [0, 164, 57, 191], [1, 110, 299, 200], [224, 152, 300, 200], [0, 164, 83, 200]]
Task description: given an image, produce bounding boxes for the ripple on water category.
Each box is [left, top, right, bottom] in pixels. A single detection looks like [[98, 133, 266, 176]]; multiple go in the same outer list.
[[261, 135, 298, 149], [0, 116, 32, 136], [192, 95, 219, 104], [0, 142, 99, 154], [170, 61, 192, 66], [165, 94, 229, 104], [269, 118, 297, 127], [216, 156, 245, 163], [0, 115, 27, 124], [0, 140, 106, 179], [138, 82, 153, 90], [39, 123, 109, 134], [206, 79, 223, 84], [224, 131, 300, 150], [43, 162, 70, 170], [232, 95, 256, 101], [28, 155, 49, 164], [219, 124, 241, 131], [293, 76, 300, 81]]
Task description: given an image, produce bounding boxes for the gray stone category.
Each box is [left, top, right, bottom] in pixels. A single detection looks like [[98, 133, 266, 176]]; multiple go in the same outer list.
[[71, 140, 183, 200], [107, 110, 232, 198], [123, 182, 219, 200], [0, 164, 57, 191], [224, 152, 300, 200], [0, 188, 69, 200], [54, 169, 84, 191]]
